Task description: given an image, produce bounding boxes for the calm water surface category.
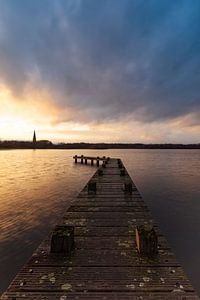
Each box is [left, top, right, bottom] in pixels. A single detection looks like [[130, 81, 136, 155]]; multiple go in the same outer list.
[[0, 149, 200, 294]]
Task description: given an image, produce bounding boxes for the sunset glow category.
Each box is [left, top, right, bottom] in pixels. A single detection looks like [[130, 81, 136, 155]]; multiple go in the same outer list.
[[0, 1, 199, 143]]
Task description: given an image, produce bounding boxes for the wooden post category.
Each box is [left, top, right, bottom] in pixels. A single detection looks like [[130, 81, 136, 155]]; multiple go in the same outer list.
[[118, 162, 123, 169], [102, 162, 106, 168], [85, 158, 87, 165], [75, 155, 77, 164], [135, 225, 158, 258], [120, 169, 126, 176], [91, 159, 94, 166], [88, 181, 97, 194], [96, 159, 99, 167], [50, 225, 74, 255], [123, 182, 132, 194], [81, 155, 83, 164], [98, 169, 104, 176]]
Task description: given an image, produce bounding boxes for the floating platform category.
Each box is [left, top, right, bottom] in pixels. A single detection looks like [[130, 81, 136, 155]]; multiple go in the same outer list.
[[1, 157, 199, 299]]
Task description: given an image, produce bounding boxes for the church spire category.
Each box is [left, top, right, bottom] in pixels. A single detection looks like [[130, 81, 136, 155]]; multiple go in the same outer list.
[[33, 130, 36, 144]]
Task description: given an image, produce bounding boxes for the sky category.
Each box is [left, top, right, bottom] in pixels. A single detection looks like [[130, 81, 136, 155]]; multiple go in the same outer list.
[[0, 0, 200, 143]]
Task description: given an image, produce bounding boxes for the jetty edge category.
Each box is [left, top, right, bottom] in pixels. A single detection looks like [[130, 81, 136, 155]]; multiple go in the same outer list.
[[1, 156, 199, 299]]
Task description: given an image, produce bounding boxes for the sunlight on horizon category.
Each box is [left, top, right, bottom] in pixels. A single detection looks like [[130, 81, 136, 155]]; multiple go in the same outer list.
[[0, 84, 91, 142], [0, 83, 199, 144]]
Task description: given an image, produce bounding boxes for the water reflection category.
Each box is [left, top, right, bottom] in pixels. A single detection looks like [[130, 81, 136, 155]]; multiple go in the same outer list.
[[0, 149, 200, 295]]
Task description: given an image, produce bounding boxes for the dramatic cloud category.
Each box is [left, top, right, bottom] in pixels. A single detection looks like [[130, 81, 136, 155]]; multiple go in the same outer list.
[[0, 0, 200, 142]]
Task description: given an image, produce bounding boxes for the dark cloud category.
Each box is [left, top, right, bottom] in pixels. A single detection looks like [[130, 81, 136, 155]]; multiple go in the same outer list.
[[0, 0, 200, 123]]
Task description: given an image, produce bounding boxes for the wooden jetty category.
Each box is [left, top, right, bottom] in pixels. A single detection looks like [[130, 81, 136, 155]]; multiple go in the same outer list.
[[1, 157, 199, 299], [73, 155, 107, 166]]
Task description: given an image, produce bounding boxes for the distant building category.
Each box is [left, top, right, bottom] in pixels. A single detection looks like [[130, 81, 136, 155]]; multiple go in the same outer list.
[[33, 130, 36, 148], [32, 130, 53, 148]]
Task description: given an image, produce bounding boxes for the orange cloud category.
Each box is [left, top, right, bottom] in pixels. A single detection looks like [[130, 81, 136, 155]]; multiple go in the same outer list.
[[0, 82, 199, 143]]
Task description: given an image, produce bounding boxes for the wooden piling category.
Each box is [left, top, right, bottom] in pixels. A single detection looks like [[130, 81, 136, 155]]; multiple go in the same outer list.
[[50, 225, 74, 255], [73, 155, 107, 166]]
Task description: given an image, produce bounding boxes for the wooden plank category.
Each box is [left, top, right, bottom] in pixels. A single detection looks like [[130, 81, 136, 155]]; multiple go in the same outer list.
[[6, 266, 194, 292], [2, 292, 199, 300]]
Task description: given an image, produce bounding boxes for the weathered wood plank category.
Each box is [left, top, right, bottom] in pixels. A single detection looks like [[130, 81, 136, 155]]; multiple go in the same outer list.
[[2, 292, 199, 300]]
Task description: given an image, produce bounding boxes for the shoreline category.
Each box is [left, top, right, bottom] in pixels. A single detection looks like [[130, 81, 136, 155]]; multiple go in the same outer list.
[[0, 145, 200, 150]]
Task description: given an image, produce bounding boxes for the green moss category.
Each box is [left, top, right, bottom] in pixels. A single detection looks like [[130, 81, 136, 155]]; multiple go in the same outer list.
[[54, 227, 73, 237], [137, 225, 155, 238]]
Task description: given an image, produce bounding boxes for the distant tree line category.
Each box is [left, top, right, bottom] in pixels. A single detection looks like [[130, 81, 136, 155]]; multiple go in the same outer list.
[[0, 140, 200, 149], [0, 140, 53, 149]]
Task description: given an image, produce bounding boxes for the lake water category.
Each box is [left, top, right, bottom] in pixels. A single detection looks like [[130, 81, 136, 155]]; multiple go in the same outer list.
[[0, 149, 200, 295]]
